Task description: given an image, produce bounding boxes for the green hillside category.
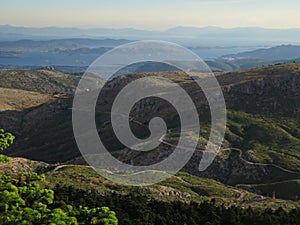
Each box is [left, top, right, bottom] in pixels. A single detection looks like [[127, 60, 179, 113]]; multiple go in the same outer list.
[[0, 63, 299, 202]]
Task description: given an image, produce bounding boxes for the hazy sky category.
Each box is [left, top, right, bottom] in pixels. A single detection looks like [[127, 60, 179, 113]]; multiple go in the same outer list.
[[1, 0, 300, 29]]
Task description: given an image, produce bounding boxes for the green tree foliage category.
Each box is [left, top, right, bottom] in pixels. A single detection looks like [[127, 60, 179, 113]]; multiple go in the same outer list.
[[74, 206, 118, 225], [0, 129, 15, 163], [0, 129, 15, 151], [0, 173, 118, 225], [53, 185, 300, 225]]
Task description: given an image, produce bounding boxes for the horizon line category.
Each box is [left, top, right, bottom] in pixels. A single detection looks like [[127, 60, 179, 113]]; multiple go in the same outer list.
[[1, 24, 300, 31]]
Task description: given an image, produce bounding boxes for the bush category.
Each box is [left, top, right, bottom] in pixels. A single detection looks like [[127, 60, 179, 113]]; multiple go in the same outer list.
[[0, 154, 11, 163], [0, 129, 14, 163], [0, 129, 15, 151]]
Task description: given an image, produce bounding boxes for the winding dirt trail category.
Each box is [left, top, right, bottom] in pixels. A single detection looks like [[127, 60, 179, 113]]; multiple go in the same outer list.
[[221, 147, 300, 175], [52, 112, 299, 202], [71, 112, 300, 176]]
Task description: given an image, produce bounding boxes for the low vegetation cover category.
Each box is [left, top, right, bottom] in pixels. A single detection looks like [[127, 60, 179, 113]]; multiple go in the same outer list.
[[0, 170, 299, 225], [53, 184, 300, 225]]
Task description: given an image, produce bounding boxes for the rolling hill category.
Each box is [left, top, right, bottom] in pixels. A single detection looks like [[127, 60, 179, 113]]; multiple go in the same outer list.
[[0, 62, 299, 201]]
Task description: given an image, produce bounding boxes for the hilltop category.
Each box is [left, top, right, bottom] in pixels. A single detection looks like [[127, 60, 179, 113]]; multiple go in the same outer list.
[[0, 68, 80, 94]]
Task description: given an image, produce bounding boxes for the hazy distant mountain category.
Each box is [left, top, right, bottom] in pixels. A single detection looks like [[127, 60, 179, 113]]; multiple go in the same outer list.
[[223, 45, 300, 60], [0, 38, 132, 70], [0, 25, 152, 41], [0, 38, 132, 50], [1, 25, 300, 46]]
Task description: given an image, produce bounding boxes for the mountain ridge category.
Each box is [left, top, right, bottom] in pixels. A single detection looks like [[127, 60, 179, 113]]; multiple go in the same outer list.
[[1, 25, 300, 45], [223, 45, 300, 60]]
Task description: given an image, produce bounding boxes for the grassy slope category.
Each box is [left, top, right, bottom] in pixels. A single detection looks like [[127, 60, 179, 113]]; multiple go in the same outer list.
[[226, 111, 300, 171], [164, 110, 300, 172], [43, 165, 300, 210], [0, 87, 54, 111]]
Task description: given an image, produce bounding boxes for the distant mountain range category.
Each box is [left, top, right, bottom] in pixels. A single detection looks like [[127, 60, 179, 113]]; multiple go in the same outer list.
[[202, 45, 300, 72], [223, 45, 300, 60], [1, 25, 300, 46], [0, 38, 299, 72]]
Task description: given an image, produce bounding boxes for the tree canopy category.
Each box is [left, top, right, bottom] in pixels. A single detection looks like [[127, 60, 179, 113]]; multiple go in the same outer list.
[[0, 173, 118, 225]]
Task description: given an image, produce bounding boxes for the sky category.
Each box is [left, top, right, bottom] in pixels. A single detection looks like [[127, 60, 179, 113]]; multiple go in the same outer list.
[[1, 0, 300, 29]]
